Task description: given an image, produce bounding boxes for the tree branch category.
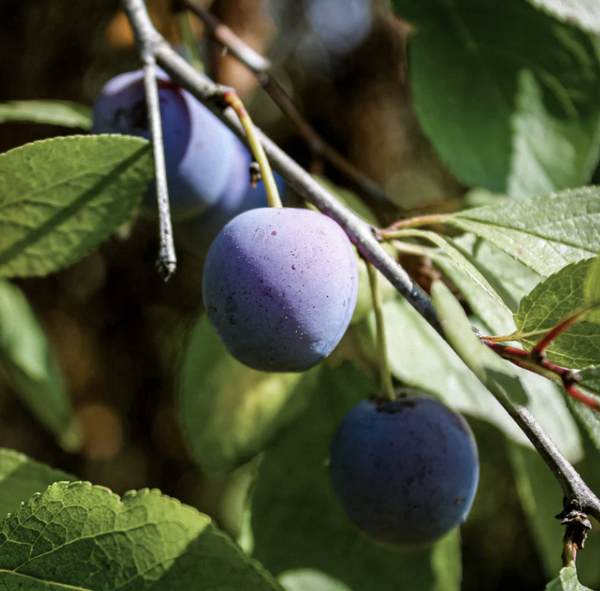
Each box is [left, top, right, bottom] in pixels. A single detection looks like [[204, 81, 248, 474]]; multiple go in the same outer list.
[[122, 1, 177, 280], [179, 0, 390, 205], [121, 0, 600, 526]]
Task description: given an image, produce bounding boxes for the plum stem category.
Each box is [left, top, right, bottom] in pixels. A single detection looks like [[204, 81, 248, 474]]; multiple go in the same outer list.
[[179, 0, 389, 204], [122, 0, 600, 529], [366, 261, 395, 402], [122, 1, 177, 280], [221, 90, 282, 208]]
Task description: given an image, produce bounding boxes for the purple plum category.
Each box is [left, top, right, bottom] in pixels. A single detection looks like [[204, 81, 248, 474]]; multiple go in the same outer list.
[[329, 393, 479, 548], [92, 69, 238, 220], [202, 207, 358, 372]]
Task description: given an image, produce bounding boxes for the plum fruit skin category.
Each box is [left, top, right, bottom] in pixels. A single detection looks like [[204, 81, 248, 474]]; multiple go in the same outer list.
[[175, 142, 286, 256], [202, 207, 358, 372], [329, 395, 479, 548], [92, 70, 238, 220]]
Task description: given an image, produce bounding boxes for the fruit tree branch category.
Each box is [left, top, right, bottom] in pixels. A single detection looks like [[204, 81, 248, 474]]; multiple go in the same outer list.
[[122, 1, 177, 280], [178, 0, 390, 204], [122, 0, 600, 525]]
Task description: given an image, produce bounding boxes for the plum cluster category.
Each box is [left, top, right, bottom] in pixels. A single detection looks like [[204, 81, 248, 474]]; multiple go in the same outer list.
[[93, 71, 479, 549]]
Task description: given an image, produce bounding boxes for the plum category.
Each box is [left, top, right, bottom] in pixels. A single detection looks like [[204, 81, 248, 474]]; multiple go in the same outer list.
[[92, 69, 238, 220], [329, 392, 479, 548], [202, 207, 358, 372]]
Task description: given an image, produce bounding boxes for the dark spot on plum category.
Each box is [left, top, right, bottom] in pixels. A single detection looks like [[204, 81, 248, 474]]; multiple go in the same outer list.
[[271, 231, 277, 236]]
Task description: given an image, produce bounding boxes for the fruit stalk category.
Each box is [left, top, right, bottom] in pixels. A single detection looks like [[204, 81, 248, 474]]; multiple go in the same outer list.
[[366, 261, 395, 401], [221, 90, 282, 208], [122, 0, 600, 526], [122, 0, 177, 280]]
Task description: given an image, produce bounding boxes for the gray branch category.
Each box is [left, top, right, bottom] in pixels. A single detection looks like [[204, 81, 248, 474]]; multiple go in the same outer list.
[[121, 0, 600, 524], [122, 0, 177, 280]]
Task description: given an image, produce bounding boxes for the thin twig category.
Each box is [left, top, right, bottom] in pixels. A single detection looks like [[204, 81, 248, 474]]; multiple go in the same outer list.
[[122, 2, 177, 280], [181, 0, 389, 204], [122, 0, 600, 526]]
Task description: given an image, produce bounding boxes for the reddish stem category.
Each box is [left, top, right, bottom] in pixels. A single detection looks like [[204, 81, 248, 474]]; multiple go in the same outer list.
[[531, 310, 586, 359], [482, 341, 600, 413]]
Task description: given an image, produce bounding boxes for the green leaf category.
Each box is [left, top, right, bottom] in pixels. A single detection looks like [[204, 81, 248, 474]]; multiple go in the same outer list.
[[431, 280, 529, 405], [448, 187, 600, 277], [0, 280, 80, 451], [545, 566, 594, 590], [442, 233, 542, 317], [249, 363, 462, 591], [526, 0, 600, 35], [0, 481, 281, 591], [0, 449, 74, 520], [179, 315, 320, 474], [0, 135, 152, 278], [514, 259, 600, 368], [0, 101, 92, 129], [399, 230, 516, 334], [392, 0, 600, 197], [358, 297, 582, 459], [395, 229, 509, 312]]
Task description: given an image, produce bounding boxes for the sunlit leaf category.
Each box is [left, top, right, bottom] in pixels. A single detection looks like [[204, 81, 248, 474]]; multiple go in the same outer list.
[[0, 481, 281, 590], [0, 135, 152, 278]]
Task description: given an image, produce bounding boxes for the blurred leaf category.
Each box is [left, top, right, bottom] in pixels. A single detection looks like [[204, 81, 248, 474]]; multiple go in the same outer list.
[[545, 566, 593, 590], [448, 188, 600, 277], [0, 100, 93, 129], [0, 135, 152, 278], [526, 0, 600, 35], [392, 0, 600, 197], [510, 444, 564, 578], [431, 280, 529, 405], [0, 482, 281, 590], [179, 315, 320, 474], [0, 280, 80, 451], [249, 363, 462, 591], [515, 260, 600, 368], [0, 449, 74, 519], [358, 297, 582, 459]]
